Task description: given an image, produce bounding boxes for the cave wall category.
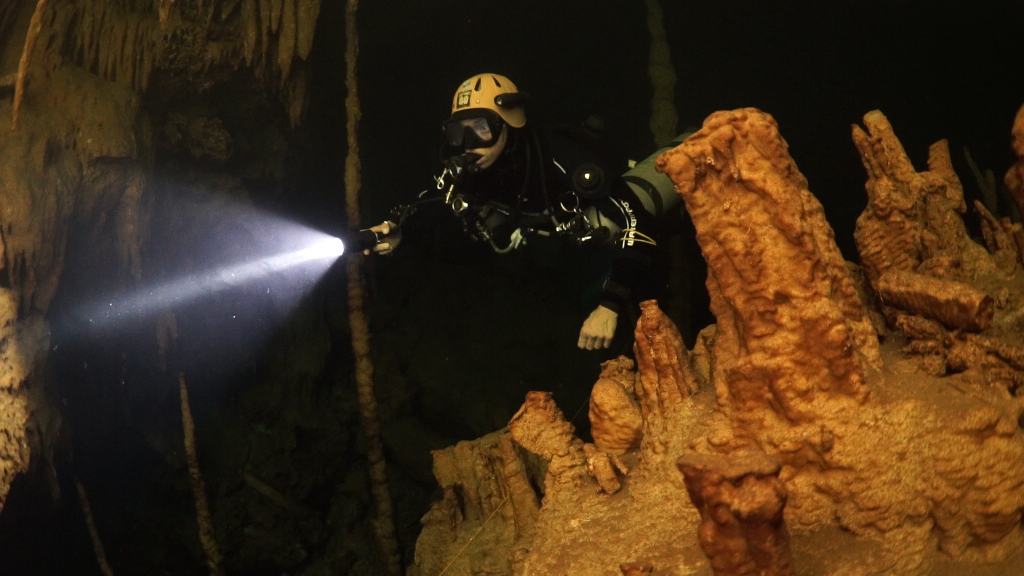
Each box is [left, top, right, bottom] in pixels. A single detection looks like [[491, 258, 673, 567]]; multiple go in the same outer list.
[[0, 0, 325, 562]]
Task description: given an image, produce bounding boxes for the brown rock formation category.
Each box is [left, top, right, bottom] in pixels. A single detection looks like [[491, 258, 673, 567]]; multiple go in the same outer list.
[[508, 391, 588, 490], [851, 110, 992, 288], [677, 451, 792, 576], [875, 269, 993, 332], [1006, 104, 1024, 215], [410, 431, 542, 576], [634, 300, 699, 453], [657, 108, 879, 426], [413, 107, 1024, 575], [589, 357, 643, 455], [658, 108, 1024, 572]]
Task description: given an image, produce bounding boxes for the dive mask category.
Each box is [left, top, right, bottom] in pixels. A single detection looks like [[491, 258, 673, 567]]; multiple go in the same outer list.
[[442, 109, 505, 149]]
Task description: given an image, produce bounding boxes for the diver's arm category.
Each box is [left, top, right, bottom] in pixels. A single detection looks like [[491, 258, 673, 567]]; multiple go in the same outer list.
[[368, 182, 452, 254], [576, 183, 660, 349]]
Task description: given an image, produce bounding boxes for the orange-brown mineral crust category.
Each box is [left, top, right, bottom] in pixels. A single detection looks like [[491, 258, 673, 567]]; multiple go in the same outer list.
[[1006, 104, 1024, 215], [656, 108, 878, 423], [589, 357, 643, 454], [677, 451, 793, 576]]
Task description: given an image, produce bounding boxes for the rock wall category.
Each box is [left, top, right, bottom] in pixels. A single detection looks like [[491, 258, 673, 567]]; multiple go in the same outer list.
[[1, 2, 149, 507], [0, 0, 325, 518]]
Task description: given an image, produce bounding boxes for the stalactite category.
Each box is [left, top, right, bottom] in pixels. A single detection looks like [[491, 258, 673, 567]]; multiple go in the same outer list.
[[270, 0, 282, 32], [158, 0, 174, 29], [221, 0, 240, 21], [242, 0, 257, 66], [278, 0, 296, 85], [30, 0, 318, 117], [343, 0, 401, 571], [52, 0, 164, 93], [12, 0, 49, 131], [179, 374, 225, 576], [295, 0, 319, 60], [284, 64, 308, 128], [258, 0, 271, 70]]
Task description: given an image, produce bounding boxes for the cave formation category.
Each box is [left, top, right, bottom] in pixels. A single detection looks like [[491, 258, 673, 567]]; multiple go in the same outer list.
[[410, 107, 1024, 576], [2, 1, 1024, 575]]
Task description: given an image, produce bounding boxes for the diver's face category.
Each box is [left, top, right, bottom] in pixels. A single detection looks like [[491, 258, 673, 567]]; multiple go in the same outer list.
[[467, 126, 507, 170]]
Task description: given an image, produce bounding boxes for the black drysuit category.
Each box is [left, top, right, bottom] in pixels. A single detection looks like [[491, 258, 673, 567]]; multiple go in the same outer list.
[[402, 124, 662, 314]]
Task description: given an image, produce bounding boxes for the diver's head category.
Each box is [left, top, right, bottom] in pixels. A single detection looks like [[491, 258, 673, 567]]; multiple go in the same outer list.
[[442, 73, 528, 170]]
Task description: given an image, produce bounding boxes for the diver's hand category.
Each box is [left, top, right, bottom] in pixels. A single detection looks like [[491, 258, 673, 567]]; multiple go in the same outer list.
[[366, 220, 401, 255], [578, 305, 618, 350]]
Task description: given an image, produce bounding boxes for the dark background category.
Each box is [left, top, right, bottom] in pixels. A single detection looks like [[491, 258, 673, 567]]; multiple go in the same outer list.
[[333, 0, 1024, 258]]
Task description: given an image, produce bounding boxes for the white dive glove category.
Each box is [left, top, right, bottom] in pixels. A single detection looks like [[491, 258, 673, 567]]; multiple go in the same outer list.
[[366, 220, 402, 255], [578, 304, 618, 350]]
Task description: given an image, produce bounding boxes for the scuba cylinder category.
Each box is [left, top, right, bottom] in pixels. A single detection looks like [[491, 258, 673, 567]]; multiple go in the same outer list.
[[620, 131, 693, 217]]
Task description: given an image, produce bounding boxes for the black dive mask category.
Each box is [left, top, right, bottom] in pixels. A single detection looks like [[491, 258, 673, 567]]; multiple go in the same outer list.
[[442, 109, 505, 149]]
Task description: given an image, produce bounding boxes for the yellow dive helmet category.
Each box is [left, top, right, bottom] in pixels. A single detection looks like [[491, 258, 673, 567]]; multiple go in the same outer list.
[[450, 73, 527, 128]]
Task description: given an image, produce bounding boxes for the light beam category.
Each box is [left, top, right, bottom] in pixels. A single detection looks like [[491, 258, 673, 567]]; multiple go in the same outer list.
[[81, 225, 344, 327]]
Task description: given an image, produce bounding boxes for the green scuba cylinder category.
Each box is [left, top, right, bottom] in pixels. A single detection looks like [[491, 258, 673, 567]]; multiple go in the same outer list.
[[620, 131, 693, 217]]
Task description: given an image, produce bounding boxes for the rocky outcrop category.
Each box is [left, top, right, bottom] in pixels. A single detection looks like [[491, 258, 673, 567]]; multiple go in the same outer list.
[[659, 108, 880, 425], [1005, 104, 1024, 218], [677, 451, 792, 576], [409, 431, 542, 576], [411, 106, 1024, 575]]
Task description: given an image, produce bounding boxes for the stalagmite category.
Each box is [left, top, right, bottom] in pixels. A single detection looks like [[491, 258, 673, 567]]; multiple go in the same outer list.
[[658, 109, 877, 421], [677, 452, 794, 576], [75, 478, 116, 576], [343, 0, 401, 570], [12, 0, 48, 131], [633, 301, 699, 452], [853, 111, 988, 288], [974, 199, 1020, 270], [1007, 104, 1024, 215], [589, 357, 643, 455], [413, 432, 539, 576], [179, 374, 224, 576]]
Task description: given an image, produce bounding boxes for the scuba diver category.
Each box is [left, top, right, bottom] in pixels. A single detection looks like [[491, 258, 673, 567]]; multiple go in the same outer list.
[[366, 73, 688, 350]]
